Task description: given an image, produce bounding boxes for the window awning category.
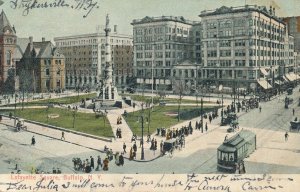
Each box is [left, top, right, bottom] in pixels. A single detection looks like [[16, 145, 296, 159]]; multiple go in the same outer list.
[[257, 79, 272, 89], [260, 68, 268, 76]]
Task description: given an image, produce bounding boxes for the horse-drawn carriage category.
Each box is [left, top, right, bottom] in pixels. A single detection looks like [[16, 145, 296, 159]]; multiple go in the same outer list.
[[16, 118, 27, 131], [223, 113, 237, 125]]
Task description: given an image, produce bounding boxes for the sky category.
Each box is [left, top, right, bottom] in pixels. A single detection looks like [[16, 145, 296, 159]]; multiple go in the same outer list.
[[1, 0, 300, 41]]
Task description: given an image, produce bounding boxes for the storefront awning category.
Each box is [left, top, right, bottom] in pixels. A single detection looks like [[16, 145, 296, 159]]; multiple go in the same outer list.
[[285, 73, 296, 82], [260, 68, 269, 76], [282, 76, 289, 82], [257, 79, 272, 89]]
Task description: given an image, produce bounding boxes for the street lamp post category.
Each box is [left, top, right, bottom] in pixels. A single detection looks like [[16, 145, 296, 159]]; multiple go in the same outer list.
[[140, 115, 145, 160], [221, 94, 224, 125], [14, 94, 17, 126], [72, 106, 78, 128]]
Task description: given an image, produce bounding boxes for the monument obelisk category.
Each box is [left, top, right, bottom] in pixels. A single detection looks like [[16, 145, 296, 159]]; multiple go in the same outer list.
[[100, 14, 118, 101]]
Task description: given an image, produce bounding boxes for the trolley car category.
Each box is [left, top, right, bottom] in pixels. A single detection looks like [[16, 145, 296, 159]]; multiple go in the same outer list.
[[217, 130, 256, 173]]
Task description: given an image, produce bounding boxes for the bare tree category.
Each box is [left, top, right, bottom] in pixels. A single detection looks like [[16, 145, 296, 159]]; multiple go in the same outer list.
[[172, 79, 189, 121], [18, 70, 34, 110]]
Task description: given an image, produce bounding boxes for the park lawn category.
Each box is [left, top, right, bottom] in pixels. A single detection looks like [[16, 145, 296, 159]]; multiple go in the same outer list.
[[0, 107, 113, 137], [120, 94, 211, 104], [5, 93, 97, 107], [125, 105, 215, 136]]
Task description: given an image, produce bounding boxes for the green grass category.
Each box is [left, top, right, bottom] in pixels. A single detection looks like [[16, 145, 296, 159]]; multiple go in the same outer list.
[[4, 93, 97, 107], [120, 94, 210, 104], [0, 107, 113, 137], [125, 105, 215, 136]]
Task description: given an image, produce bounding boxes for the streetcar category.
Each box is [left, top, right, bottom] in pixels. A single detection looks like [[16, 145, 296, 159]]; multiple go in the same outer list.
[[217, 130, 256, 173]]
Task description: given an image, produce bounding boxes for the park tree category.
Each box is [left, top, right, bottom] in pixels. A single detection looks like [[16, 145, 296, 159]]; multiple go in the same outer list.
[[18, 69, 34, 110], [172, 79, 189, 122]]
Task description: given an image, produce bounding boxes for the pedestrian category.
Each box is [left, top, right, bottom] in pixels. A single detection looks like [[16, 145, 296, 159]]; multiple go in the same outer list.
[[31, 136, 36, 146], [259, 106, 262, 112], [103, 158, 109, 171], [205, 122, 208, 132], [61, 131, 65, 140], [224, 134, 228, 141], [96, 156, 102, 171], [123, 142, 126, 153], [133, 142, 137, 153], [119, 153, 124, 166], [293, 108, 295, 116], [140, 138, 143, 148], [9, 112, 12, 120], [90, 156, 94, 170], [285, 132, 289, 141]]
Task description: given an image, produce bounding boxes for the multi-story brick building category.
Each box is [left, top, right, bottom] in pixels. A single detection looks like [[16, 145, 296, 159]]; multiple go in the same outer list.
[[0, 11, 17, 93], [17, 37, 65, 93], [54, 29, 133, 90], [131, 16, 196, 91], [199, 5, 296, 92]]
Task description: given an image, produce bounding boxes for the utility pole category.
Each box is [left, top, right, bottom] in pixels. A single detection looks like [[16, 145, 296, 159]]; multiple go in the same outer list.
[[201, 98, 203, 133]]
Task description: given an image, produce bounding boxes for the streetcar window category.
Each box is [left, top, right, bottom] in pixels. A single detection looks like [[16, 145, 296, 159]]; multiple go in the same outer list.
[[229, 153, 234, 161], [221, 152, 228, 161]]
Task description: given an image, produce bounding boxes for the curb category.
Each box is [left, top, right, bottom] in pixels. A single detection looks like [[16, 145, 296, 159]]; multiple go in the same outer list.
[[0, 114, 113, 142], [0, 119, 161, 163]]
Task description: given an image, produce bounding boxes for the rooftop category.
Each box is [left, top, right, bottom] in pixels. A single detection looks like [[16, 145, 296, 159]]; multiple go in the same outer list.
[[200, 5, 285, 24], [131, 16, 197, 25], [54, 33, 132, 41]]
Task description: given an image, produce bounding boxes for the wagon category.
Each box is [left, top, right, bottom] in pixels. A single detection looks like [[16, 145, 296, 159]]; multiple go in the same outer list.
[[290, 120, 300, 131]]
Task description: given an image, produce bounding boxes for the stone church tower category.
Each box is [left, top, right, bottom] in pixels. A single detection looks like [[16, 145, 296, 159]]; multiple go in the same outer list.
[[0, 10, 17, 93]]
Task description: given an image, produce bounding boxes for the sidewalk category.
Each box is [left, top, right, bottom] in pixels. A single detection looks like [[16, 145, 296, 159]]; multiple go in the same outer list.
[[0, 92, 253, 163]]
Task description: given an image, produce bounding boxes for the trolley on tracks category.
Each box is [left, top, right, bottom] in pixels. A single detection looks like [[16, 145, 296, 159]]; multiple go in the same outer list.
[[217, 130, 256, 173]]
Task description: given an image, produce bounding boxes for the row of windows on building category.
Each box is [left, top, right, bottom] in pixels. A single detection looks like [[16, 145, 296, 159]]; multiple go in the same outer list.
[[206, 18, 285, 33], [136, 51, 192, 59], [136, 60, 173, 67], [207, 59, 286, 67], [134, 26, 190, 36], [207, 49, 287, 57], [205, 39, 288, 48], [135, 35, 192, 43], [56, 39, 132, 46], [42, 59, 63, 65], [206, 29, 284, 40], [135, 43, 192, 50], [66, 70, 97, 76]]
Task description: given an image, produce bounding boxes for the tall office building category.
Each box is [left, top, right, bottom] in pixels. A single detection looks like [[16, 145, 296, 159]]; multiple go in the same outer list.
[[54, 27, 133, 90], [131, 16, 196, 91], [199, 5, 296, 92]]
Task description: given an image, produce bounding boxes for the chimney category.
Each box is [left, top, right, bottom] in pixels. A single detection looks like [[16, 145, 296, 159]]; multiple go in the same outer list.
[[273, 7, 275, 16], [114, 25, 117, 33], [29, 36, 33, 51], [269, 6, 272, 15], [42, 37, 45, 42]]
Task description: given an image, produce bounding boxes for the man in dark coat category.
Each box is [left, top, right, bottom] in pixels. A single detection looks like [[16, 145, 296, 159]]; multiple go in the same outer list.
[[90, 156, 94, 170], [123, 143, 126, 153], [96, 156, 102, 170], [119, 154, 124, 166], [133, 142, 137, 153], [31, 136, 36, 146]]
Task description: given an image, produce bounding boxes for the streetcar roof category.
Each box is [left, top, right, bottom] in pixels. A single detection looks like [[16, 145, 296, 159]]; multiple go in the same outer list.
[[218, 130, 256, 152]]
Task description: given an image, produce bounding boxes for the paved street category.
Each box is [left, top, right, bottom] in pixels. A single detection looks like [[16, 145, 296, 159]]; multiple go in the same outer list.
[[0, 89, 300, 174]]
